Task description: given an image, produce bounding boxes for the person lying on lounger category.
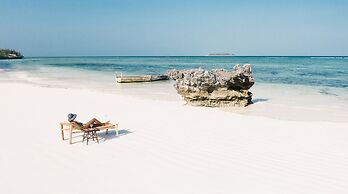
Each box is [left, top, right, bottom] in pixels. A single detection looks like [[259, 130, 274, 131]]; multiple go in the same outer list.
[[67, 113, 109, 129]]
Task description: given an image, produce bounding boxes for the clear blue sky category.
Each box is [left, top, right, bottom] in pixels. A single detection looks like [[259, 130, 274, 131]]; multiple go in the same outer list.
[[1, 0, 347, 56]]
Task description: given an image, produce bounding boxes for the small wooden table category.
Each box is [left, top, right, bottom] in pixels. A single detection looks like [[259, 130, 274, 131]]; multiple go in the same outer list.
[[82, 128, 100, 145]]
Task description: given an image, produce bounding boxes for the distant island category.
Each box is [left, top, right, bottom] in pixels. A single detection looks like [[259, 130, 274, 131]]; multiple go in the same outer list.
[[0, 49, 24, 59], [208, 53, 235, 56]]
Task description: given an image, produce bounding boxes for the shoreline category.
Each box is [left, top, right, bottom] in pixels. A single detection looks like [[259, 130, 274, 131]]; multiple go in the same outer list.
[[4, 81, 348, 124], [1, 72, 347, 123]]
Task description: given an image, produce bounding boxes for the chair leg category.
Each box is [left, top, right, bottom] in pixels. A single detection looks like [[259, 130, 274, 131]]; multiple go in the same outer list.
[[61, 130, 64, 140], [115, 124, 119, 136], [69, 128, 73, 144]]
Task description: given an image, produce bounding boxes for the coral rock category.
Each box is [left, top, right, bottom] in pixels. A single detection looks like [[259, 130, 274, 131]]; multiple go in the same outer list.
[[167, 64, 255, 107]]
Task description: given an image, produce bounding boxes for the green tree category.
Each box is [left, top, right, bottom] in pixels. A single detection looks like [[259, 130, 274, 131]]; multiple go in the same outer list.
[[0, 49, 24, 59]]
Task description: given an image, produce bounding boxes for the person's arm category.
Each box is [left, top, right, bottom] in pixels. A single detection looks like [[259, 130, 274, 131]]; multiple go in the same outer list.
[[71, 121, 83, 129]]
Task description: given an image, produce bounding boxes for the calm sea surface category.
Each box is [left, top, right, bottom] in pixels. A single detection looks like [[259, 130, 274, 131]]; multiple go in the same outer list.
[[1, 56, 348, 122], [1, 56, 347, 88]]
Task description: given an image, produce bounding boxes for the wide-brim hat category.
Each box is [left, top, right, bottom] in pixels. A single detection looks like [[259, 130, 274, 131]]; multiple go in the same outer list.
[[68, 113, 77, 122]]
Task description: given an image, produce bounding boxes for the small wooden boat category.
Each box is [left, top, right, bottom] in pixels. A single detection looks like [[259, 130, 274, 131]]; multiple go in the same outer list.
[[116, 74, 169, 83]]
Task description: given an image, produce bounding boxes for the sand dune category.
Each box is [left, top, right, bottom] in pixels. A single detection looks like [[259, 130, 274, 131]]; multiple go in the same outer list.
[[1, 82, 348, 194]]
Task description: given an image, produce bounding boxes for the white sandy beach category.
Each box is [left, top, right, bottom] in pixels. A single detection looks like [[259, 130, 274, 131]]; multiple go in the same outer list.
[[1, 82, 348, 194]]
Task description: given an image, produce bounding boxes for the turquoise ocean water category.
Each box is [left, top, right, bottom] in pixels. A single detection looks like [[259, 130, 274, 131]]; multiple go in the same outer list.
[[1, 56, 347, 88], [0, 56, 348, 122], [1, 56, 347, 122]]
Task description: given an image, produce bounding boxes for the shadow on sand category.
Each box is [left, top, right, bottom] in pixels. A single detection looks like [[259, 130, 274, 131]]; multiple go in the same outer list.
[[252, 98, 270, 104], [98, 129, 133, 142], [70, 129, 133, 144]]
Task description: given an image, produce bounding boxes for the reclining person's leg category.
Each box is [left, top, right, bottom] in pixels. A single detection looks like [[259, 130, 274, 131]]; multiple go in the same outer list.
[[85, 118, 103, 128]]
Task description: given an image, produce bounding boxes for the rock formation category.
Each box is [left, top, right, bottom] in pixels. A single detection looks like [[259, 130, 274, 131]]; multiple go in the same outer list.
[[167, 64, 255, 107]]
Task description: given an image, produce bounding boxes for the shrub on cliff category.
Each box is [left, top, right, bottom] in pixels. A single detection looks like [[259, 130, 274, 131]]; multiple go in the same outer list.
[[0, 49, 24, 59]]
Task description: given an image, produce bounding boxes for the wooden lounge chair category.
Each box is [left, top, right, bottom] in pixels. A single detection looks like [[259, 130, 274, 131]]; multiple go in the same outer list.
[[60, 121, 118, 144]]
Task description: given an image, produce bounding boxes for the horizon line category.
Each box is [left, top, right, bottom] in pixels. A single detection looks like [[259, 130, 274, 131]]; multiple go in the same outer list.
[[23, 55, 348, 58]]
